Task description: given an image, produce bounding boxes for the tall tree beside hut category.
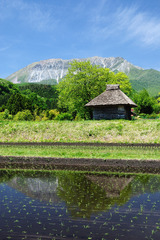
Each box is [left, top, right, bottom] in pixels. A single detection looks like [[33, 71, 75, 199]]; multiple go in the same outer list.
[[58, 60, 132, 119]]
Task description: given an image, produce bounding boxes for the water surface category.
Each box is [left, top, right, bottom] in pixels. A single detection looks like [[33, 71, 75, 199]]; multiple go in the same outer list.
[[0, 170, 160, 240]]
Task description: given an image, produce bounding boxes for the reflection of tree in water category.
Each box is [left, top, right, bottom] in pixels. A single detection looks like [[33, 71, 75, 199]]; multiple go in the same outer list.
[[56, 172, 134, 218], [0, 170, 17, 183], [130, 174, 160, 195]]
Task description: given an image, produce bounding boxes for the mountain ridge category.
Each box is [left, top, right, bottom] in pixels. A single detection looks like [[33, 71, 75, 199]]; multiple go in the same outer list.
[[6, 56, 143, 84], [6, 56, 160, 96]]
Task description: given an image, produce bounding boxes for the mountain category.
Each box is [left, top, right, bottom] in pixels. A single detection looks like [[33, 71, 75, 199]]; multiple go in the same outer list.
[[6, 56, 142, 84], [6, 56, 160, 96]]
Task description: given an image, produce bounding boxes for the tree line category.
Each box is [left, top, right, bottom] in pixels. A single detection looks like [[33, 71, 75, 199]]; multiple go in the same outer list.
[[0, 61, 160, 121]]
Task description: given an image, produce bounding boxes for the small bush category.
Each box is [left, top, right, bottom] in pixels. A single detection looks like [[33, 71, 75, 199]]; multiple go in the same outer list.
[[48, 109, 59, 120], [38, 111, 48, 121], [0, 109, 12, 120], [74, 114, 83, 121], [3, 109, 12, 119], [35, 115, 41, 121], [14, 110, 34, 121], [55, 112, 73, 121], [41, 116, 49, 121], [139, 113, 147, 119], [153, 104, 160, 114], [147, 113, 159, 119], [0, 112, 4, 120]]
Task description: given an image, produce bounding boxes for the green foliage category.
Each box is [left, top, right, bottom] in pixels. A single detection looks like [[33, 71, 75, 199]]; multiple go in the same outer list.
[[0, 94, 10, 108], [0, 110, 12, 120], [138, 113, 159, 119], [58, 61, 132, 119], [3, 109, 12, 120], [18, 83, 58, 98], [34, 79, 57, 85], [18, 83, 58, 110], [21, 89, 47, 112], [6, 93, 33, 115], [0, 78, 19, 95], [107, 72, 132, 96], [129, 68, 160, 96], [133, 89, 155, 114], [153, 103, 160, 114], [14, 110, 34, 121], [55, 112, 73, 120], [0, 78, 20, 108], [48, 109, 59, 120]]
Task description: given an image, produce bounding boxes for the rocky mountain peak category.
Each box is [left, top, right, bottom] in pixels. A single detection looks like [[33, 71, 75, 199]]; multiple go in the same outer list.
[[6, 56, 143, 84]]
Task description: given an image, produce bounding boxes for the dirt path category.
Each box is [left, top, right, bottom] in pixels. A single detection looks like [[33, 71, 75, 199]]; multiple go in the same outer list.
[[0, 142, 160, 147], [0, 155, 160, 174], [0, 142, 160, 173]]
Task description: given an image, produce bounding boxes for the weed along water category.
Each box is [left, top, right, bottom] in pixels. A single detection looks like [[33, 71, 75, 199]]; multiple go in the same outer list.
[[1, 171, 160, 240]]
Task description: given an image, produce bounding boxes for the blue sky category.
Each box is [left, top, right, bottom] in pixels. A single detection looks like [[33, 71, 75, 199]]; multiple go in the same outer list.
[[1, 0, 160, 78]]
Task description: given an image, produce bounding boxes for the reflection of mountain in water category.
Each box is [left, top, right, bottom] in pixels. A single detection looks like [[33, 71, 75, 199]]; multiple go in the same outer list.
[[6, 173, 134, 218], [8, 177, 60, 203], [86, 175, 133, 198], [5, 171, 160, 219]]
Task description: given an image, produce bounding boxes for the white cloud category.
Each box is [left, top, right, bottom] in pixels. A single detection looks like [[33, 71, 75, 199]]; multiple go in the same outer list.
[[115, 6, 160, 47], [88, 2, 160, 48]]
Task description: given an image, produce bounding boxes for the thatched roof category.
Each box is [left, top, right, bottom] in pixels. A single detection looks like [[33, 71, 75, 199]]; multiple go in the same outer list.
[[85, 84, 137, 107]]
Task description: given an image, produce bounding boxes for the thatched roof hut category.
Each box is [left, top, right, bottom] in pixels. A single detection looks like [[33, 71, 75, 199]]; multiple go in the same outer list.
[[85, 84, 137, 120]]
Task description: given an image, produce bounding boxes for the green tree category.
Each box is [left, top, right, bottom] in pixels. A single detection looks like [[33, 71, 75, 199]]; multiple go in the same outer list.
[[58, 60, 132, 119], [133, 89, 155, 114], [108, 72, 132, 96], [6, 93, 33, 115]]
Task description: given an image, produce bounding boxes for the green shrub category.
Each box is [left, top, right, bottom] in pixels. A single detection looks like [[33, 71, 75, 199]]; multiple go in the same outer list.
[[147, 113, 159, 119], [139, 113, 147, 119], [134, 89, 155, 114], [55, 112, 73, 121], [48, 109, 59, 120], [3, 109, 12, 119], [153, 104, 160, 114], [74, 114, 83, 121], [0, 112, 4, 120], [14, 110, 34, 121], [0, 109, 12, 120]]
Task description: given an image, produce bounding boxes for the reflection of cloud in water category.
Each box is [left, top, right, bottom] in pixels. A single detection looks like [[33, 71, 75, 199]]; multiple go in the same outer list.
[[8, 177, 60, 203], [86, 175, 133, 198]]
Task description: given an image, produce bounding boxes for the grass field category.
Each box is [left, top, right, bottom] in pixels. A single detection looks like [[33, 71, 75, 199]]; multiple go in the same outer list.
[[0, 119, 160, 143], [0, 145, 159, 160]]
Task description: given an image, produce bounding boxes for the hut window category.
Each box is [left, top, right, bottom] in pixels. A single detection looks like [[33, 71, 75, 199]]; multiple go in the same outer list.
[[118, 106, 124, 111]]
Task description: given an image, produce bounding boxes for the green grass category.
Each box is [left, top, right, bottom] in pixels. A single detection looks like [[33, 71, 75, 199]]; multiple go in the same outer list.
[[0, 119, 160, 143], [0, 145, 159, 160]]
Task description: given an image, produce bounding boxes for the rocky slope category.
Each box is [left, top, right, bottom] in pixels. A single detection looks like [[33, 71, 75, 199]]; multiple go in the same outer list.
[[6, 56, 143, 84]]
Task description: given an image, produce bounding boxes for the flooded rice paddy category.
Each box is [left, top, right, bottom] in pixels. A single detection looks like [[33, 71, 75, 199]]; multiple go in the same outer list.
[[1, 170, 160, 240]]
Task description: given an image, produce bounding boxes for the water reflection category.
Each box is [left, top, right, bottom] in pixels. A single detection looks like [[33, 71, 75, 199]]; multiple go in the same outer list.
[[8, 176, 60, 203], [1, 171, 160, 217], [56, 172, 134, 218], [1, 171, 135, 217], [1, 171, 160, 239]]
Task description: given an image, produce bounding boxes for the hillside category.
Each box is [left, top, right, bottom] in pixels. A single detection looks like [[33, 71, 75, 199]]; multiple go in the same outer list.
[[0, 78, 19, 94], [18, 83, 58, 99], [129, 68, 160, 96]]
